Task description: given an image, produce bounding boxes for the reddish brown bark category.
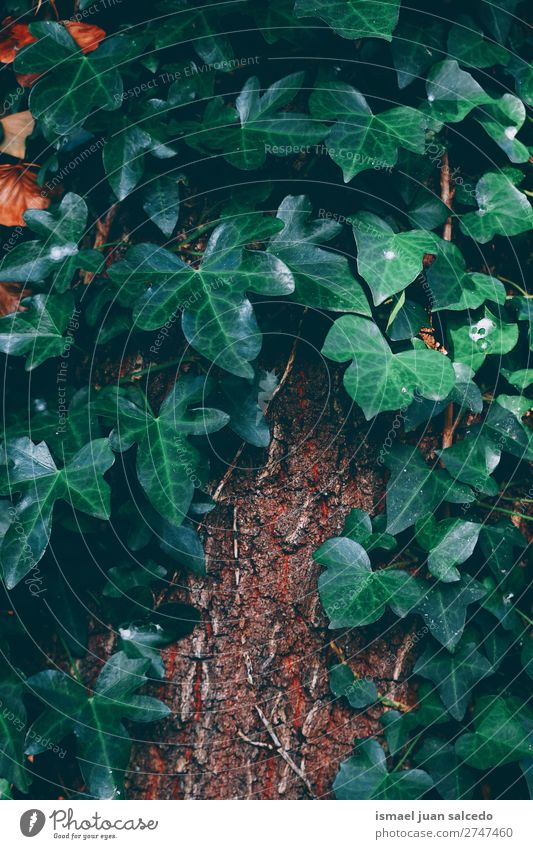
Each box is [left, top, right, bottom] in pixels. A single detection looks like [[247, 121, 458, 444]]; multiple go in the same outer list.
[[124, 355, 415, 800]]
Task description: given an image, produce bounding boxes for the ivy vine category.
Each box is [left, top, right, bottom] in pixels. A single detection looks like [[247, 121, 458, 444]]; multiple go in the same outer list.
[[0, 0, 531, 801]]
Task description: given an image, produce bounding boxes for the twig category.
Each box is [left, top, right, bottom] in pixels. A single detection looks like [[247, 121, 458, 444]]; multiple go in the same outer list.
[[81, 205, 118, 285], [440, 150, 457, 484], [254, 705, 315, 797]]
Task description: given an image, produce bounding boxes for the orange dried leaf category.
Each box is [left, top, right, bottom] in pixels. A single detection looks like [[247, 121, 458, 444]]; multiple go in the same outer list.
[[0, 164, 49, 226], [0, 18, 36, 64], [0, 110, 35, 159], [64, 21, 106, 54], [0, 282, 30, 316]]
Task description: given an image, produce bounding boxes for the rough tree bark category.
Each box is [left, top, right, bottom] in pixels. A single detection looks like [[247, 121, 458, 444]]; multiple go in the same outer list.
[[125, 350, 417, 800]]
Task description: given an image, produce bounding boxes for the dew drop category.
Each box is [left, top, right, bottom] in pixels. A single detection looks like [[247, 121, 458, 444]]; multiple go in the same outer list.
[[504, 126, 517, 140], [383, 249, 397, 260]]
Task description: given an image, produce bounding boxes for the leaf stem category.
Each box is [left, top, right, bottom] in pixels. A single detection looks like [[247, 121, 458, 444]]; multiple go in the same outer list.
[[498, 276, 530, 297], [476, 502, 532, 521]]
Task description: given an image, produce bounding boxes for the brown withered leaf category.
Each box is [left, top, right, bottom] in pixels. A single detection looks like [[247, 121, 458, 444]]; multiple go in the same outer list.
[[64, 22, 106, 54], [0, 164, 50, 226], [0, 282, 30, 316], [0, 111, 35, 159], [0, 17, 36, 64]]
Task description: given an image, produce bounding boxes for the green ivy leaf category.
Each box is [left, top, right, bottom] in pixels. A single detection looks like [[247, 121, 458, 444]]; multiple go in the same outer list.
[[459, 171, 533, 243], [103, 123, 152, 201], [329, 664, 378, 708], [142, 174, 181, 237], [95, 377, 228, 526], [323, 315, 456, 419], [341, 508, 397, 551], [414, 577, 487, 651], [449, 307, 519, 372], [416, 514, 482, 582], [110, 219, 295, 378], [413, 738, 476, 800], [310, 81, 429, 181], [438, 426, 501, 496], [267, 195, 370, 313], [475, 94, 529, 163], [26, 651, 170, 799], [385, 446, 474, 535], [334, 738, 433, 800], [447, 18, 510, 69], [15, 23, 124, 137], [352, 213, 441, 305], [0, 438, 114, 588], [391, 20, 446, 89], [295, 0, 401, 42], [414, 639, 493, 720], [426, 60, 492, 122], [0, 665, 30, 793], [314, 536, 425, 628], [0, 194, 101, 290], [0, 293, 76, 370], [186, 72, 326, 170], [455, 696, 533, 768]]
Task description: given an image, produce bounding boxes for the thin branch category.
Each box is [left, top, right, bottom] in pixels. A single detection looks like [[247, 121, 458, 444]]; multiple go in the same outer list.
[[254, 705, 315, 798]]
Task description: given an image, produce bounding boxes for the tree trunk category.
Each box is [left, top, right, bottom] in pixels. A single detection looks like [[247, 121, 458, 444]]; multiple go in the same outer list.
[[127, 351, 414, 800]]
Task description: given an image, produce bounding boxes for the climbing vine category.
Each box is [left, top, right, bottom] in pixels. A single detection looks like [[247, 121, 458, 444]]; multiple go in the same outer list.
[[0, 0, 531, 800]]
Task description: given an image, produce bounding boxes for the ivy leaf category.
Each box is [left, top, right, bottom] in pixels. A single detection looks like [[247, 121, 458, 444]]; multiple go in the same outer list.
[[381, 686, 448, 758], [186, 72, 326, 171], [314, 88, 429, 182], [459, 171, 533, 244], [110, 220, 295, 378], [405, 362, 483, 432], [502, 368, 533, 390], [438, 426, 501, 496], [479, 522, 527, 579], [426, 60, 492, 122], [0, 664, 30, 793], [385, 446, 474, 535], [119, 602, 201, 676], [0, 293, 76, 370], [294, 0, 401, 42], [352, 213, 441, 304], [391, 20, 446, 89], [15, 23, 124, 137], [142, 174, 181, 237], [329, 664, 378, 709], [449, 307, 519, 372], [413, 738, 477, 800], [95, 377, 228, 526], [323, 316, 456, 420], [484, 396, 533, 462], [26, 651, 170, 799], [267, 195, 370, 313], [447, 18, 510, 69], [455, 697, 533, 768], [414, 639, 493, 720], [218, 373, 273, 449], [154, 0, 235, 67], [334, 739, 433, 800], [341, 508, 396, 552], [0, 193, 101, 290], [314, 537, 425, 628], [0, 438, 114, 588], [414, 577, 487, 651], [103, 123, 152, 201], [416, 514, 482, 582], [475, 94, 529, 163], [427, 242, 506, 312]]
